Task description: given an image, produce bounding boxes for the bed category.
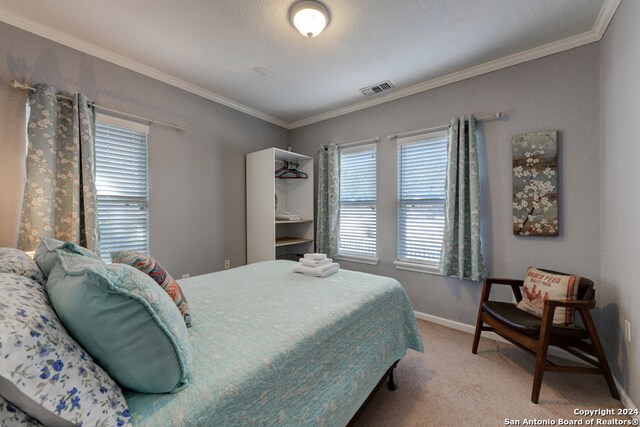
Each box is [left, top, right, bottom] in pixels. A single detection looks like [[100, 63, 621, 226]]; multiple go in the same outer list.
[[124, 260, 424, 426], [0, 252, 422, 426]]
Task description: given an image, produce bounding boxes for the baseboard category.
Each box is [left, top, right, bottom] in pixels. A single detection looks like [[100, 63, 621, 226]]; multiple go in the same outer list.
[[414, 310, 638, 417], [613, 377, 640, 422], [414, 310, 515, 347]]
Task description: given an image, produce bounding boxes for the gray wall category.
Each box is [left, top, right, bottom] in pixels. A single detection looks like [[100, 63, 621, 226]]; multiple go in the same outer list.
[[2, 13, 634, 404], [600, 0, 640, 405], [289, 44, 601, 326], [0, 22, 288, 276]]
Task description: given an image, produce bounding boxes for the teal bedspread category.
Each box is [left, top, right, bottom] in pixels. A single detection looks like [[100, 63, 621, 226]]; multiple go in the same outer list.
[[125, 260, 423, 426]]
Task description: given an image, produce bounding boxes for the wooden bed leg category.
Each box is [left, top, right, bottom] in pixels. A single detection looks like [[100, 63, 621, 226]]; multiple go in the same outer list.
[[387, 361, 398, 391]]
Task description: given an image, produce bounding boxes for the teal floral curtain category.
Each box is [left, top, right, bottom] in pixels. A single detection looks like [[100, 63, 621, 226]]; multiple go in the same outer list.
[[18, 85, 99, 253], [316, 144, 340, 257], [439, 115, 487, 281]]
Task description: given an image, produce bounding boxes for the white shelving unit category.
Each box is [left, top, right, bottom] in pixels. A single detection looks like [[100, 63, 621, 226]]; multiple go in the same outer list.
[[246, 148, 314, 264]]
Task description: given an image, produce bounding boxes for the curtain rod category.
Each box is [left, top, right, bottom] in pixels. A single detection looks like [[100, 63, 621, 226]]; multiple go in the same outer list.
[[336, 136, 380, 149], [11, 80, 186, 133], [387, 112, 502, 140]]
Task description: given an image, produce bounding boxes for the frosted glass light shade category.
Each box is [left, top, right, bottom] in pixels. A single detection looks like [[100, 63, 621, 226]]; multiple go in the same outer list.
[[291, 1, 329, 38]]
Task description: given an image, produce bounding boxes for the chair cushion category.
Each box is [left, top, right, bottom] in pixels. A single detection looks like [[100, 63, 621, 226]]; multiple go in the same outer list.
[[484, 301, 587, 339], [516, 267, 580, 325], [46, 251, 192, 393]]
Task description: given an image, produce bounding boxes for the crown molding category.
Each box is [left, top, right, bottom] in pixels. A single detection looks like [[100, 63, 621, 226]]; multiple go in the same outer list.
[[288, 30, 600, 129], [0, 0, 620, 131], [0, 9, 289, 129], [593, 0, 622, 38], [289, 0, 621, 129]]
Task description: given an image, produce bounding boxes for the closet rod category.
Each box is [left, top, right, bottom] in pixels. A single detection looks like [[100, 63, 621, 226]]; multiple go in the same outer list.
[[11, 80, 186, 133], [387, 112, 502, 140], [337, 136, 380, 149]]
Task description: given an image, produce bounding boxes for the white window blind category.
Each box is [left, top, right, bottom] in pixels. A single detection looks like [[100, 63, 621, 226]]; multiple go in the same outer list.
[[397, 131, 448, 268], [338, 144, 377, 258], [95, 115, 149, 262]]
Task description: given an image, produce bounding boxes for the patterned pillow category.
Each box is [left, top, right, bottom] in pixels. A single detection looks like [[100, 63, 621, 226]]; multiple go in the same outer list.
[[47, 251, 192, 393], [0, 248, 45, 286], [111, 250, 192, 327], [0, 273, 131, 426], [34, 236, 102, 278], [516, 267, 580, 325], [0, 395, 42, 427]]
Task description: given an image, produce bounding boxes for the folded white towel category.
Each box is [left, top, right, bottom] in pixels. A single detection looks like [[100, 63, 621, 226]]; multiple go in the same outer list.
[[276, 214, 302, 221], [293, 262, 340, 278], [276, 211, 302, 221], [299, 257, 332, 267], [299, 262, 337, 274], [303, 253, 327, 261]]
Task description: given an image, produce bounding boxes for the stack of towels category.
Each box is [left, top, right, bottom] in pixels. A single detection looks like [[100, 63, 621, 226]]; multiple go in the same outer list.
[[276, 211, 302, 221], [292, 253, 340, 278]]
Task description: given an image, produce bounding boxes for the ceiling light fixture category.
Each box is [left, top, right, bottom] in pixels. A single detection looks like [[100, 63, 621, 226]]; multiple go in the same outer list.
[[290, 1, 329, 38]]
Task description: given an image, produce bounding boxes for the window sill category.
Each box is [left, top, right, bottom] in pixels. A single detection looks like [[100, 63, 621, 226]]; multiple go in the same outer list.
[[393, 261, 442, 276], [336, 254, 380, 266]]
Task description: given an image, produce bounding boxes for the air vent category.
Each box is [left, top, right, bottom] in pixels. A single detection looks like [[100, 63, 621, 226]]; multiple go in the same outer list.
[[359, 80, 395, 96]]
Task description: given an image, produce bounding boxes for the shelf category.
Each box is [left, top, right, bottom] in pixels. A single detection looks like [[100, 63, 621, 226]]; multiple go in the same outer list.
[[247, 147, 314, 264], [274, 148, 312, 162], [275, 237, 314, 247]]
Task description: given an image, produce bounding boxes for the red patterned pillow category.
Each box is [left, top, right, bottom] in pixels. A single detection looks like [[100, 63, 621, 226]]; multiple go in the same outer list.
[[111, 251, 192, 327], [516, 267, 579, 325]]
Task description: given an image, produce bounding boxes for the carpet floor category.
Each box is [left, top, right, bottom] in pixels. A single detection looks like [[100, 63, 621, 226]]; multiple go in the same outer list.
[[352, 319, 626, 427]]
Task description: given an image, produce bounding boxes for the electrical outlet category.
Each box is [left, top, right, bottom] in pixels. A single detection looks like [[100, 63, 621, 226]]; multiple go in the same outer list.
[[224, 260, 230, 269], [181, 273, 190, 279], [624, 320, 631, 343]]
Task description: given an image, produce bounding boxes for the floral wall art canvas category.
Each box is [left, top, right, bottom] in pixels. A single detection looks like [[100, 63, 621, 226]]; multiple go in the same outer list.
[[512, 130, 558, 236]]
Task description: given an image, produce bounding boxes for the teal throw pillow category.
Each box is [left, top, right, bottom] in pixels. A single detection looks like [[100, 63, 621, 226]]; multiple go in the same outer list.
[[46, 251, 192, 393], [34, 236, 101, 278]]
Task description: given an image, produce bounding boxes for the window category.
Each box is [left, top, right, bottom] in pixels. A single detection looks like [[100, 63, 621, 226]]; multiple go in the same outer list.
[[338, 144, 377, 261], [396, 131, 448, 272], [95, 115, 149, 262]]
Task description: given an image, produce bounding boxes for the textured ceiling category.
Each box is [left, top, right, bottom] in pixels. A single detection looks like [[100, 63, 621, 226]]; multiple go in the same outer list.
[[0, 0, 610, 127]]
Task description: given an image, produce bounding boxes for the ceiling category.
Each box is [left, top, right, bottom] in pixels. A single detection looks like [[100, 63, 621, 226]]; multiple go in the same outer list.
[[0, 0, 619, 129]]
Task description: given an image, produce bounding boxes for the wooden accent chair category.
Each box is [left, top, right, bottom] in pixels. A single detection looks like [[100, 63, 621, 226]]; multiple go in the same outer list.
[[472, 271, 620, 403]]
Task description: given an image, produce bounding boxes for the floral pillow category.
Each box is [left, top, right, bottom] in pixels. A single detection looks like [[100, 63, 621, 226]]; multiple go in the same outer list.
[[516, 267, 580, 325], [0, 248, 45, 286], [0, 395, 42, 427], [0, 272, 132, 426], [111, 250, 192, 327]]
